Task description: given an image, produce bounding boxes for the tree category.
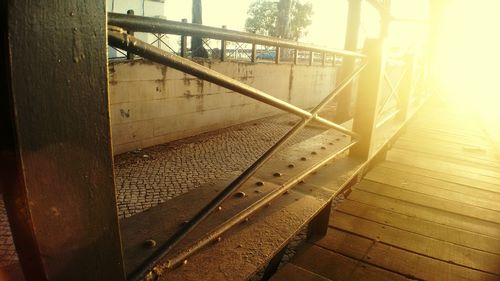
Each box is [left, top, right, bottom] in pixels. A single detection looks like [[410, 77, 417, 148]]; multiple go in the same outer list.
[[245, 0, 313, 41], [191, 0, 208, 58]]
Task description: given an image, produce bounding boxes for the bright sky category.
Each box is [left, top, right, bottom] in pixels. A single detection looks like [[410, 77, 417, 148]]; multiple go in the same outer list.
[[436, 0, 500, 114]]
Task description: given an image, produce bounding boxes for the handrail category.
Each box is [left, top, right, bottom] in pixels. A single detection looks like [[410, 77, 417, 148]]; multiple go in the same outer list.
[[108, 26, 366, 281], [108, 12, 365, 59]]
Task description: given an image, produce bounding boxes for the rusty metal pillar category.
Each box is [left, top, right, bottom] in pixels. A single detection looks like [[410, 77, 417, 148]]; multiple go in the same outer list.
[[2, 1, 126, 280], [350, 39, 385, 159], [336, 0, 361, 122]]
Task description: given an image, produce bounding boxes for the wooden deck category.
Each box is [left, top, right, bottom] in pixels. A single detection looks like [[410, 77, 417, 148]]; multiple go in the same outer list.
[[271, 100, 500, 281]]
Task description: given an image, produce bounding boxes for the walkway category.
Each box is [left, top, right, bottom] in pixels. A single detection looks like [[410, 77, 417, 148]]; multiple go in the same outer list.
[[271, 100, 500, 280]]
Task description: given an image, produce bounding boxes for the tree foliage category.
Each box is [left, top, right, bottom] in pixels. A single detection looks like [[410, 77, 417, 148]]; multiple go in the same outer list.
[[245, 0, 313, 41]]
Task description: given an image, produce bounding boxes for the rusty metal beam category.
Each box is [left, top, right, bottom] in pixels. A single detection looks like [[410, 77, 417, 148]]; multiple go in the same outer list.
[[3, 2, 126, 280]]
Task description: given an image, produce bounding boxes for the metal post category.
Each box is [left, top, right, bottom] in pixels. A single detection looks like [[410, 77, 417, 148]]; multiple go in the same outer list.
[[336, 0, 361, 122], [350, 39, 385, 159], [180, 18, 188, 57], [293, 49, 299, 64], [397, 54, 415, 121], [4, 1, 126, 280], [275, 47, 281, 64], [322, 52, 326, 66], [251, 43, 256, 62], [221, 25, 227, 61], [309, 51, 314, 65], [126, 9, 135, 60], [307, 200, 333, 241]]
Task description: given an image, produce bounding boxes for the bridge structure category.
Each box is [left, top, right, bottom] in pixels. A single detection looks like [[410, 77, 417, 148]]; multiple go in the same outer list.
[[2, 1, 499, 281]]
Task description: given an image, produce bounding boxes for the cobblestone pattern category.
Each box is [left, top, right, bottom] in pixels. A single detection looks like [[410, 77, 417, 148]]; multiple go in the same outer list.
[[0, 114, 326, 267], [0, 197, 17, 267], [114, 115, 326, 218]]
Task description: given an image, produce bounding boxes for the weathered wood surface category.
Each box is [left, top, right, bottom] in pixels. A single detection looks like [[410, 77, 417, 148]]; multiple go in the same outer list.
[[274, 101, 500, 280]]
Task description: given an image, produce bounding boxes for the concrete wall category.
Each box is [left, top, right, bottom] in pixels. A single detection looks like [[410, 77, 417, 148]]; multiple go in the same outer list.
[[109, 59, 338, 154]]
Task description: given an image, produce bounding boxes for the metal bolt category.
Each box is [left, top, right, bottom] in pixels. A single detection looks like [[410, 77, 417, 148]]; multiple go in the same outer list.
[[244, 217, 249, 222], [288, 163, 295, 168], [215, 237, 222, 243], [235, 191, 247, 198], [255, 181, 264, 186], [299, 180, 305, 184], [182, 259, 188, 265], [311, 151, 317, 155], [218, 206, 222, 211], [284, 190, 289, 195], [329, 142, 334, 145], [336, 138, 341, 141], [321, 146, 326, 150], [254, 190, 262, 193], [300, 157, 307, 161], [267, 202, 271, 207], [273, 172, 282, 177], [144, 239, 157, 248]]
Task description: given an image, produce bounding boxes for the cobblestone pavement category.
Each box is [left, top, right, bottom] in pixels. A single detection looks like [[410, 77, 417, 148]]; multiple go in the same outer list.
[[0, 197, 17, 267], [114, 114, 326, 219], [0, 114, 326, 267]]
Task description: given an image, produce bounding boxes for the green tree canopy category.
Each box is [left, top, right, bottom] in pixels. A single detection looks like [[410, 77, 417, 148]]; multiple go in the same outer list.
[[245, 0, 313, 41]]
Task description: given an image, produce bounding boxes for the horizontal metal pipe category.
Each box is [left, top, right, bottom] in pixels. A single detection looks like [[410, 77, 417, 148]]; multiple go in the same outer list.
[[108, 29, 359, 138], [165, 140, 358, 269], [108, 13, 365, 59]]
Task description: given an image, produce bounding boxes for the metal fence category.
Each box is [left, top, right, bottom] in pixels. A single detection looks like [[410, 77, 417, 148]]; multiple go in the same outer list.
[[107, 12, 425, 281]]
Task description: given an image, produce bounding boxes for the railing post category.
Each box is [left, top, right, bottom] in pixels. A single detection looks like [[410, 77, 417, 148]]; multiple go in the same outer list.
[[336, 0, 361, 122], [293, 49, 299, 64], [251, 43, 256, 62], [397, 54, 415, 121], [180, 18, 188, 57], [309, 51, 314, 65], [321, 52, 326, 66], [275, 47, 281, 64], [126, 9, 135, 60], [4, 1, 126, 280], [350, 38, 385, 159], [220, 25, 227, 61]]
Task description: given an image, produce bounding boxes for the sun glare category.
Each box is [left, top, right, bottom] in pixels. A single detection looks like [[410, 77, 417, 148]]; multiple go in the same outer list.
[[436, 0, 500, 117]]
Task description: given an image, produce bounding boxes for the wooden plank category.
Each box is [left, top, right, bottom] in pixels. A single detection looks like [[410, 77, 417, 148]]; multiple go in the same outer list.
[[335, 200, 500, 254], [355, 180, 500, 224], [270, 263, 330, 281], [347, 190, 500, 238], [367, 165, 500, 202], [3, 2, 126, 280], [390, 146, 500, 177], [380, 161, 500, 192], [330, 211, 500, 274], [291, 244, 409, 281], [387, 149, 500, 182], [316, 228, 498, 281], [365, 169, 500, 211], [393, 139, 500, 170]]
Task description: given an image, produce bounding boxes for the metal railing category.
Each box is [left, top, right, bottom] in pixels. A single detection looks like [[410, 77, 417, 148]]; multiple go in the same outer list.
[[107, 13, 425, 281], [108, 12, 362, 65]]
